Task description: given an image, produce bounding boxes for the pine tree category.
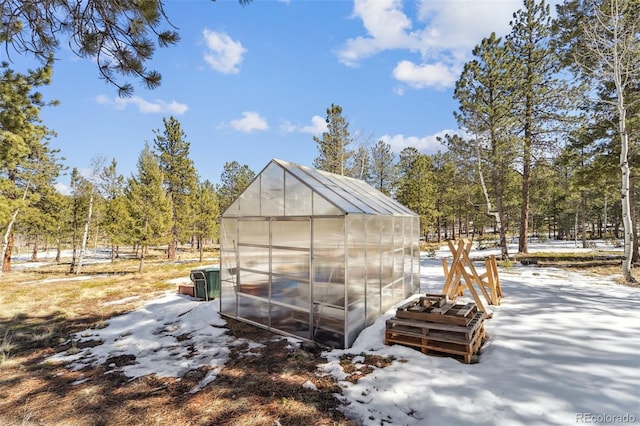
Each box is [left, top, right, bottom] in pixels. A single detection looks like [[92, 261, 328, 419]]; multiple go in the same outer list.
[[153, 116, 197, 259], [454, 33, 519, 260], [0, 58, 58, 273], [100, 158, 131, 262], [369, 140, 397, 196], [193, 180, 219, 262], [313, 103, 353, 175], [217, 161, 255, 215], [125, 143, 172, 273], [395, 147, 436, 238], [507, 0, 574, 253]]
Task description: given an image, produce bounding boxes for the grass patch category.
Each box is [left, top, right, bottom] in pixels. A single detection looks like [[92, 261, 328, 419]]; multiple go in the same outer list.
[[0, 253, 357, 426]]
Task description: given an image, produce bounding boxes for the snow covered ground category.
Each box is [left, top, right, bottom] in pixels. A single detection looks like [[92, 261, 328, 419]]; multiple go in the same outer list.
[[47, 241, 639, 425]]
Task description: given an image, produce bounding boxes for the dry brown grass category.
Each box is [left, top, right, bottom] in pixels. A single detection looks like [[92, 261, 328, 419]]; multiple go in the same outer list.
[[0, 253, 357, 426]]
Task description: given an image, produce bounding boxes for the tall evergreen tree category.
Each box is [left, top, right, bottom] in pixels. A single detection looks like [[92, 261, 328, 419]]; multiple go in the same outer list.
[[507, 0, 574, 253], [126, 143, 172, 273], [369, 139, 397, 196], [153, 116, 197, 259], [0, 58, 58, 273], [193, 180, 219, 262], [217, 161, 255, 215], [100, 158, 131, 262], [313, 103, 353, 175], [454, 33, 519, 260], [395, 147, 436, 238]]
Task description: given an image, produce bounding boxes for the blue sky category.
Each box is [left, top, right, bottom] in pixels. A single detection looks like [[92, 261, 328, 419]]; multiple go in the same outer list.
[[11, 0, 546, 192]]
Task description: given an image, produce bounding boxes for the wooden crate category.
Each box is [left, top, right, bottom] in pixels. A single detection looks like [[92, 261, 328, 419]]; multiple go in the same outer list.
[[396, 297, 478, 326], [385, 294, 487, 364], [385, 324, 485, 364]]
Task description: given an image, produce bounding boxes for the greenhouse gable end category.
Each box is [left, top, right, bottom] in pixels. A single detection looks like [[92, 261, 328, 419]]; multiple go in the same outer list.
[[219, 159, 420, 348]]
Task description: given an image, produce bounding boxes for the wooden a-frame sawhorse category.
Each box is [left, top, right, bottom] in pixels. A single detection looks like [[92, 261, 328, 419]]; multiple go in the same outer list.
[[441, 239, 502, 313]]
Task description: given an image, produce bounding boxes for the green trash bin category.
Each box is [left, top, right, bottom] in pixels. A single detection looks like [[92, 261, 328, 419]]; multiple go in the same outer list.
[[190, 266, 220, 300]]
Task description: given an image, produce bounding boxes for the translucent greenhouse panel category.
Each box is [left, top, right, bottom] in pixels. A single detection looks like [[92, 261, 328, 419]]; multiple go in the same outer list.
[[224, 197, 240, 217], [346, 215, 366, 304], [313, 192, 342, 216], [272, 219, 310, 248], [238, 245, 269, 273], [365, 216, 381, 326], [270, 304, 310, 340], [381, 281, 395, 312], [404, 217, 418, 296], [238, 178, 260, 215], [220, 218, 237, 267], [237, 294, 270, 327], [220, 218, 238, 317], [238, 219, 269, 245], [313, 218, 346, 254], [272, 248, 310, 279], [285, 173, 312, 216], [237, 270, 270, 298], [220, 286, 237, 318], [347, 300, 366, 348], [380, 217, 394, 286], [313, 259, 345, 307], [261, 163, 285, 216], [339, 178, 393, 215], [412, 217, 421, 293], [312, 302, 345, 349], [404, 243, 414, 297], [346, 215, 366, 345], [271, 275, 310, 309]]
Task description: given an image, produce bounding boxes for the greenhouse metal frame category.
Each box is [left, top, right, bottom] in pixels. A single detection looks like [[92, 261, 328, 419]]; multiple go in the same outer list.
[[219, 159, 420, 348]]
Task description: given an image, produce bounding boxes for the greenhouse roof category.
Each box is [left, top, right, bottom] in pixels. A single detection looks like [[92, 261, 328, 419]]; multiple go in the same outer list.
[[223, 159, 418, 217]]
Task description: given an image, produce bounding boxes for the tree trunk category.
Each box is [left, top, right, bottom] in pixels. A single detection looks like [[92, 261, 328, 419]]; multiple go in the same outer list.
[[617, 82, 634, 281], [518, 148, 531, 254], [580, 192, 587, 248], [139, 244, 146, 273], [477, 132, 508, 260], [31, 234, 39, 261], [2, 232, 13, 273], [199, 236, 204, 263], [628, 173, 639, 264], [76, 191, 94, 274]]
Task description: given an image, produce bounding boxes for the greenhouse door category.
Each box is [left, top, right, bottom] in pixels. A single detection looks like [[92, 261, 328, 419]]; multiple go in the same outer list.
[[311, 218, 346, 348], [269, 218, 312, 341]]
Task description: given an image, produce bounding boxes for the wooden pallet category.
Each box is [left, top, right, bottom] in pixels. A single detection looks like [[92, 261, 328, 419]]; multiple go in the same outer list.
[[396, 296, 479, 326], [385, 294, 487, 364], [385, 324, 486, 364]]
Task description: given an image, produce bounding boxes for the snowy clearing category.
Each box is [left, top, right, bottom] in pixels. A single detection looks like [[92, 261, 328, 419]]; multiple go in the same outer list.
[[46, 241, 639, 425]]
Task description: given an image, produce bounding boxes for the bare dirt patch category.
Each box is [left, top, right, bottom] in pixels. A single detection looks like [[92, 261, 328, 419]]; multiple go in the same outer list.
[[0, 257, 358, 426]]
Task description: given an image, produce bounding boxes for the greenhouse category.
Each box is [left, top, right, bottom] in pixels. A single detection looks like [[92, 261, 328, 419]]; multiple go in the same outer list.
[[219, 159, 420, 348]]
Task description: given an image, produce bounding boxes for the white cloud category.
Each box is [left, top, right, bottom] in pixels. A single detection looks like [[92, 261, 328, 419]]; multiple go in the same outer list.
[[300, 115, 328, 134], [229, 111, 269, 133], [95, 95, 188, 114], [202, 29, 247, 74], [280, 115, 327, 135], [337, 0, 419, 66], [337, 0, 524, 90], [54, 182, 71, 196], [392, 60, 458, 90], [380, 128, 458, 154]]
